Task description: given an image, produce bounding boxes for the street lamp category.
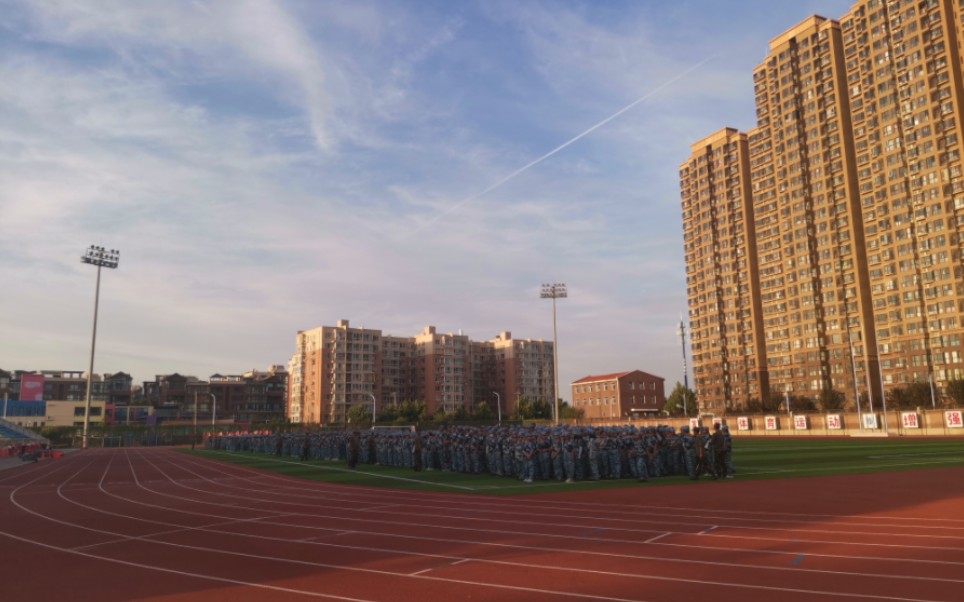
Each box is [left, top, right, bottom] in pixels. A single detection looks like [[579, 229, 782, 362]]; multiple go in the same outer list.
[[849, 337, 863, 430], [368, 393, 376, 428], [192, 390, 198, 450], [493, 391, 501, 425], [209, 392, 217, 426], [81, 245, 120, 449], [876, 336, 889, 433], [540, 283, 567, 425], [1, 372, 9, 420]]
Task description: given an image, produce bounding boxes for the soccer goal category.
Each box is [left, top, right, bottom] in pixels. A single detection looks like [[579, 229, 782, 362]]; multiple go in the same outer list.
[[370, 424, 417, 432]]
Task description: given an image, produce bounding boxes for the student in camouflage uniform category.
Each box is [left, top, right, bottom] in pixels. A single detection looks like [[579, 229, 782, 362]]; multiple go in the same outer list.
[[722, 424, 734, 478], [586, 433, 601, 481], [709, 423, 726, 480], [679, 426, 697, 479], [604, 430, 621, 479], [347, 431, 360, 468], [536, 433, 552, 480], [550, 432, 565, 482], [631, 432, 649, 482], [219, 422, 736, 486]]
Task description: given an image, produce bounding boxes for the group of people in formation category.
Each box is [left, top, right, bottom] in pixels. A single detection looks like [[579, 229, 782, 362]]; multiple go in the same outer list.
[[210, 422, 734, 483]]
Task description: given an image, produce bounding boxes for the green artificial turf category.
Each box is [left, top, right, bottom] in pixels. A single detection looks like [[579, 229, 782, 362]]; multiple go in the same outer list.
[[182, 436, 964, 496]]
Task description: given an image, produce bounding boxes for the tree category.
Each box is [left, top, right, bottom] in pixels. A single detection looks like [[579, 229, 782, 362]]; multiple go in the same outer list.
[[473, 401, 493, 420], [393, 400, 426, 423], [763, 388, 788, 412], [379, 403, 399, 423], [663, 382, 696, 416], [819, 388, 846, 411], [789, 395, 817, 412], [744, 397, 765, 413], [946, 379, 964, 407], [887, 382, 932, 410], [431, 406, 449, 423], [559, 401, 583, 420], [514, 398, 533, 420], [346, 404, 372, 425]]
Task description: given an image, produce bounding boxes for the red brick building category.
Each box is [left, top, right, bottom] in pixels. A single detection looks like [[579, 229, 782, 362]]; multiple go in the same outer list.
[[571, 370, 666, 420]]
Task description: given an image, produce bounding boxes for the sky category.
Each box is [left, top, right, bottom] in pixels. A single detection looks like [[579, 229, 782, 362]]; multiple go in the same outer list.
[[0, 0, 858, 399]]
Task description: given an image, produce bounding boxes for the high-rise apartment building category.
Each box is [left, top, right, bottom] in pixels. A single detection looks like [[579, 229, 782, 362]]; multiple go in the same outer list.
[[288, 320, 554, 424], [682, 1, 964, 412]]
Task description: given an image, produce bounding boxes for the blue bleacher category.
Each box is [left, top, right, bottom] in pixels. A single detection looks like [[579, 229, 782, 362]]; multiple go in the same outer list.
[[0, 419, 46, 443]]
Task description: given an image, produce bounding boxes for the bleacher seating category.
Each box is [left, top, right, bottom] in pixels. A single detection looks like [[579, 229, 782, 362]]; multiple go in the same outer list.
[[0, 423, 29, 439], [0, 419, 48, 457]]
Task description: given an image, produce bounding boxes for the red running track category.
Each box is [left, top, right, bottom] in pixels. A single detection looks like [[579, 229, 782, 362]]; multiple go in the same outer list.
[[1, 448, 963, 602]]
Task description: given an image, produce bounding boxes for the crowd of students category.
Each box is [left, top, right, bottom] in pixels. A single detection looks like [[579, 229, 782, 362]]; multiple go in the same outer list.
[[209, 422, 734, 483]]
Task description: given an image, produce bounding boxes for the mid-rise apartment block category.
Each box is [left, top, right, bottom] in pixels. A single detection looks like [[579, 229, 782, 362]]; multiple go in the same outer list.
[[288, 320, 554, 425], [681, 0, 964, 412]]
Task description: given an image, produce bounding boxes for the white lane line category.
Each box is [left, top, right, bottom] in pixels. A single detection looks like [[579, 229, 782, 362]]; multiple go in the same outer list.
[[644, 532, 671, 544]]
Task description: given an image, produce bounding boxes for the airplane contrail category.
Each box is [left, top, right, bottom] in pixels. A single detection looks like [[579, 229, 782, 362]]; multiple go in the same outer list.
[[407, 55, 715, 234]]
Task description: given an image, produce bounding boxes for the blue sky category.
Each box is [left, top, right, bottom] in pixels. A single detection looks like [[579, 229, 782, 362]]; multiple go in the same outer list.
[[0, 0, 857, 397]]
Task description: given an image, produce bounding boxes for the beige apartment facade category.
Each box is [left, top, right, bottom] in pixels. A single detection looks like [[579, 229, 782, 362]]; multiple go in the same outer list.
[[681, 0, 964, 412], [288, 321, 554, 424]]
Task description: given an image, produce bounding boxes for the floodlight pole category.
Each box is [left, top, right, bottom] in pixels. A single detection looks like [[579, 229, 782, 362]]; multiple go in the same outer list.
[[81, 245, 119, 450], [677, 316, 689, 416], [541, 283, 567, 425]]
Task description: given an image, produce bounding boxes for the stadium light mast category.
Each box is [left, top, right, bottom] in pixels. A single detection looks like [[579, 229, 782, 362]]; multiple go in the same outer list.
[[540, 283, 567, 425], [81, 245, 119, 449], [677, 315, 690, 416]]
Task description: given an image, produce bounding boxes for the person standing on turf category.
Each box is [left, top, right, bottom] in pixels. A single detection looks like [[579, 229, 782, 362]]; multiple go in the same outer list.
[[587, 433, 601, 481], [680, 426, 697, 480], [693, 426, 708, 479], [347, 431, 360, 469], [709, 424, 726, 479], [722, 424, 734, 478]]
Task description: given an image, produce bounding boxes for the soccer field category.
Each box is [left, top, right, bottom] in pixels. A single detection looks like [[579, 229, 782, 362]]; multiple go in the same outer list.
[[189, 436, 964, 495]]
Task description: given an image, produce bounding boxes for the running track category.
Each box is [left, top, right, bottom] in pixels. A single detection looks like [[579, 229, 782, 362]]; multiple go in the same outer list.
[[2, 448, 963, 601]]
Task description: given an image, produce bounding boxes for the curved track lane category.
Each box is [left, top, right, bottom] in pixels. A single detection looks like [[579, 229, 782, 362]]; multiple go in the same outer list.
[[2, 448, 963, 602]]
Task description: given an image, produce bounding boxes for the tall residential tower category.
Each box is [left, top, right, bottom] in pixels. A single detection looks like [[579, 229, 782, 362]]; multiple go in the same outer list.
[[682, 0, 964, 411]]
